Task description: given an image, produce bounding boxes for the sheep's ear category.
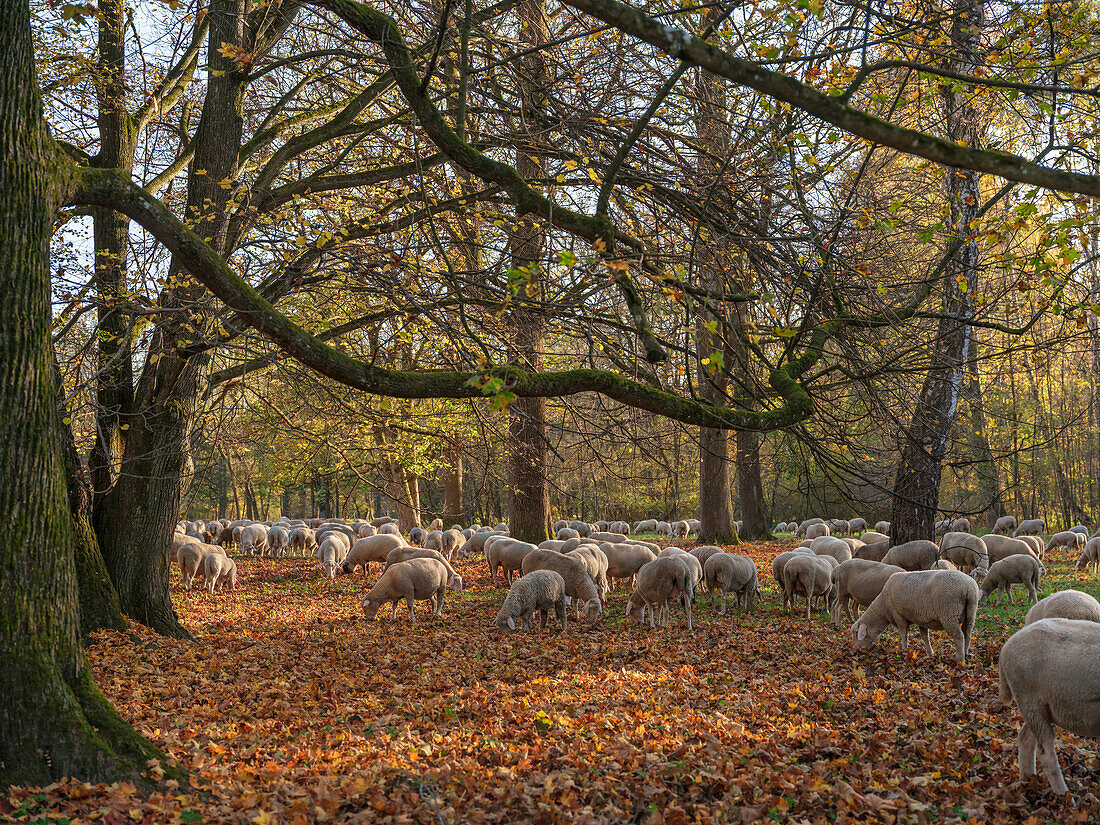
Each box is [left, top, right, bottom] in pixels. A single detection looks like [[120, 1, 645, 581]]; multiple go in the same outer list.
[[856, 624, 867, 641], [507, 616, 516, 631]]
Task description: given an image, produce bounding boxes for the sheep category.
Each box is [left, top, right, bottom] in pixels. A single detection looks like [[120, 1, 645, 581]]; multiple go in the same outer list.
[[487, 538, 538, 586], [357, 523, 377, 538], [854, 539, 890, 562], [553, 519, 569, 533], [425, 517, 443, 532], [782, 555, 837, 618], [633, 519, 658, 534], [811, 535, 853, 564], [685, 519, 701, 535], [1013, 518, 1045, 537], [830, 559, 906, 629], [239, 523, 268, 556], [362, 558, 452, 622], [568, 520, 593, 537], [1044, 530, 1084, 555], [1076, 537, 1100, 575], [611, 520, 632, 535], [586, 531, 628, 543], [703, 554, 759, 614], [539, 539, 567, 552], [978, 554, 1044, 605], [677, 553, 703, 604], [494, 570, 568, 632], [315, 524, 357, 548], [851, 569, 979, 662], [492, 522, 509, 532], [521, 550, 602, 621], [379, 523, 401, 536], [655, 521, 673, 537], [599, 542, 657, 589], [1025, 589, 1100, 625], [317, 536, 350, 579], [993, 515, 1017, 534], [948, 517, 969, 533], [439, 528, 464, 560], [424, 530, 444, 551], [384, 546, 463, 592], [848, 517, 867, 535], [410, 527, 427, 546], [594, 520, 610, 531], [934, 519, 952, 540], [938, 531, 989, 579], [982, 534, 1040, 563], [457, 530, 505, 559], [690, 545, 724, 569], [881, 540, 938, 571], [204, 554, 238, 593], [771, 549, 814, 590], [672, 520, 690, 537], [874, 520, 891, 536], [177, 542, 226, 590], [658, 546, 686, 558], [566, 544, 610, 601], [998, 618, 1100, 795], [1070, 525, 1089, 538], [805, 522, 830, 540], [625, 556, 693, 630], [341, 533, 407, 575], [1018, 534, 1045, 559], [556, 527, 580, 540], [266, 525, 290, 557], [795, 517, 824, 538], [288, 526, 317, 556], [829, 519, 851, 537], [370, 516, 396, 528]]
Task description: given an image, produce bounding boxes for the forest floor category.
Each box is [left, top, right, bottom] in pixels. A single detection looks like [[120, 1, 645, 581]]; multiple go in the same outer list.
[[6, 538, 1100, 824]]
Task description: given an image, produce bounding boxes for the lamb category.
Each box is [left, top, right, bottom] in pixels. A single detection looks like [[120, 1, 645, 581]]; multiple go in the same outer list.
[[521, 550, 602, 621], [341, 533, 407, 575], [177, 542, 226, 590], [998, 618, 1100, 795], [362, 558, 452, 622], [384, 547, 463, 592], [993, 515, 1018, 534], [204, 553, 237, 593], [804, 522, 830, 540], [829, 559, 906, 629], [854, 539, 890, 562], [239, 523, 268, 556], [811, 535, 853, 564], [874, 520, 890, 535], [850, 569, 979, 662], [625, 556, 693, 630], [881, 540, 938, 571], [982, 534, 1040, 563], [1025, 589, 1100, 625], [566, 544, 610, 600], [267, 525, 290, 557], [599, 542, 657, 588], [849, 517, 867, 535], [782, 555, 836, 618], [288, 526, 317, 556], [938, 531, 989, 579], [318, 536, 350, 579], [1013, 517, 1045, 537], [494, 570, 568, 632], [487, 538, 538, 586], [703, 554, 759, 614], [1076, 537, 1100, 575], [978, 554, 1044, 605], [1044, 530, 1084, 554]]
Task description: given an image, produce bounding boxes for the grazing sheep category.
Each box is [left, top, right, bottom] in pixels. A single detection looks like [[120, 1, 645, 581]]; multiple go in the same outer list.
[[456, 530, 505, 559], [676, 553, 703, 603], [203, 554, 237, 593], [633, 519, 658, 534], [655, 521, 673, 537], [424, 530, 444, 551], [1070, 525, 1089, 539], [979, 555, 1044, 605], [586, 531, 628, 544], [874, 520, 891, 535], [494, 570, 568, 632], [939, 531, 989, 579], [782, 555, 837, 618], [362, 558, 452, 622], [849, 517, 867, 535], [1025, 590, 1100, 625], [998, 618, 1100, 795], [567, 544, 610, 601], [599, 542, 658, 588], [568, 520, 593, 537], [811, 535, 853, 564], [658, 546, 686, 558], [557, 527, 580, 540], [829, 519, 851, 537], [384, 546, 463, 592], [1013, 518, 1045, 537], [993, 515, 1018, 534], [854, 539, 890, 562], [796, 517, 825, 538], [177, 542, 226, 590], [315, 524, 357, 549], [439, 528, 464, 560], [881, 540, 939, 571], [672, 520, 690, 537], [611, 520, 632, 535], [771, 549, 814, 589], [804, 522, 830, 540], [982, 534, 1040, 563], [538, 539, 567, 552], [357, 523, 377, 538], [487, 538, 538, 586], [239, 523, 268, 556], [342, 533, 407, 575], [851, 569, 979, 662], [690, 545, 724, 569], [370, 516, 397, 528], [521, 550, 602, 621], [1077, 537, 1100, 575], [830, 560, 906, 629], [703, 554, 759, 614], [426, 518, 443, 532], [317, 536, 351, 579], [625, 557, 693, 630], [288, 527, 317, 556], [1017, 534, 1044, 559], [409, 527, 427, 546], [1044, 530, 1084, 554], [267, 525, 290, 557], [379, 523, 400, 536]]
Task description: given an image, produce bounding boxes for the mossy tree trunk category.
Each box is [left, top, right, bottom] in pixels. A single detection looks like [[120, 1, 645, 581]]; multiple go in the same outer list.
[[0, 0, 170, 784]]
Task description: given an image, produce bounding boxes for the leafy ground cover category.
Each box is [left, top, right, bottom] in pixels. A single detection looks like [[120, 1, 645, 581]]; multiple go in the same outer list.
[[5, 539, 1099, 824]]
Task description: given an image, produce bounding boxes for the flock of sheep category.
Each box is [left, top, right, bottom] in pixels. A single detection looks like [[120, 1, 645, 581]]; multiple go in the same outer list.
[[172, 511, 1100, 799]]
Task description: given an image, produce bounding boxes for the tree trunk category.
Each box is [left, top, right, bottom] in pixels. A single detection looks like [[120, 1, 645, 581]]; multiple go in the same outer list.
[[964, 343, 1002, 529], [443, 440, 464, 525], [0, 0, 172, 782], [889, 0, 985, 544], [506, 0, 550, 544]]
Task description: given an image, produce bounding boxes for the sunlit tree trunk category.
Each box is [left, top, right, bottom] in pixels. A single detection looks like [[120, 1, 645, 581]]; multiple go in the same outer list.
[[965, 342, 1002, 529], [889, 0, 985, 544], [443, 440, 464, 525]]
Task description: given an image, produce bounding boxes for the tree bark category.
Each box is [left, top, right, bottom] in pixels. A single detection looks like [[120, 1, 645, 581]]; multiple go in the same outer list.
[[0, 0, 172, 783], [964, 343, 1002, 529], [506, 0, 550, 544], [889, 0, 985, 544], [443, 440, 464, 526]]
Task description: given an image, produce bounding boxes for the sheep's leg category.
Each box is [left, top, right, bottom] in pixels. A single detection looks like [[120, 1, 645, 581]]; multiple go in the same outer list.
[[1017, 724, 1037, 779], [407, 596, 416, 622], [943, 623, 966, 662], [1037, 726, 1069, 795], [897, 620, 910, 652], [648, 602, 656, 630], [718, 593, 726, 615], [917, 627, 934, 658], [685, 595, 692, 631]]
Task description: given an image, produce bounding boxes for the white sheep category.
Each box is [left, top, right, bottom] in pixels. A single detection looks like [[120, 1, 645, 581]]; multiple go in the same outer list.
[[566, 544, 610, 601], [266, 525, 290, 557], [379, 523, 401, 536], [782, 554, 836, 618], [317, 536, 350, 579], [239, 523, 268, 556], [361, 558, 452, 622], [494, 570, 568, 632], [982, 533, 1040, 564], [521, 549, 602, 621], [203, 553, 237, 593], [992, 515, 1017, 534], [625, 556, 693, 630], [849, 517, 867, 535], [829, 559, 905, 629], [978, 554, 1044, 605], [949, 517, 971, 533], [1044, 530, 1083, 554], [998, 618, 1100, 795], [177, 542, 226, 590], [938, 531, 989, 579], [1076, 537, 1100, 575], [599, 542, 657, 589], [1013, 518, 1045, 537], [556, 527, 580, 540], [384, 546, 463, 592], [881, 539, 938, 571], [874, 520, 891, 535], [703, 553, 758, 614], [341, 533, 406, 575], [1025, 589, 1100, 625], [851, 569, 979, 662], [288, 526, 316, 556], [811, 535, 853, 564], [409, 526, 427, 546], [487, 538, 538, 586], [690, 545, 724, 570], [804, 522, 830, 540]]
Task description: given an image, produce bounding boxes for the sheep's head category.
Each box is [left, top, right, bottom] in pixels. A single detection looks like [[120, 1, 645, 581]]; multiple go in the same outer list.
[[494, 615, 518, 632], [624, 597, 645, 624], [448, 574, 464, 593], [850, 619, 878, 651], [362, 597, 381, 621], [581, 598, 602, 622]]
